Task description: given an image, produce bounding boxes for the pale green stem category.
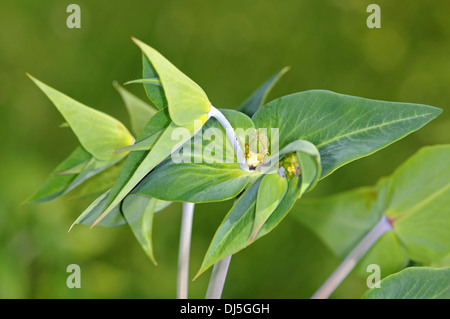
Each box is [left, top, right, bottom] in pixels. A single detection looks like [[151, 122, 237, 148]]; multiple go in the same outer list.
[[311, 215, 392, 299], [205, 255, 232, 299], [176, 202, 195, 299], [208, 105, 247, 170]]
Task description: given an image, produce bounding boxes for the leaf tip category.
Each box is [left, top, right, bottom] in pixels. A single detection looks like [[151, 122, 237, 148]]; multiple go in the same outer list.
[[26, 72, 37, 82], [131, 36, 143, 47]]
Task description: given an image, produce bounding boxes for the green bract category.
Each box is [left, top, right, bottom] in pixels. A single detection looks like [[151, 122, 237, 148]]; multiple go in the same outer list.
[[132, 38, 211, 126], [28, 74, 134, 162]]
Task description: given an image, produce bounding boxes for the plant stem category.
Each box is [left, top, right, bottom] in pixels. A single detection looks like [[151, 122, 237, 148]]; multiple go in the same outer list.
[[208, 105, 247, 170], [176, 202, 195, 299], [311, 215, 392, 299], [205, 255, 232, 299]]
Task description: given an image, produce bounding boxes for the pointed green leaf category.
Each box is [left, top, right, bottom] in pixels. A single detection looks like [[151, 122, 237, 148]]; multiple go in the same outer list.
[[27, 147, 92, 203], [114, 82, 157, 135], [122, 194, 158, 264], [28, 74, 134, 161], [238, 67, 289, 117], [142, 53, 167, 109], [133, 38, 211, 126], [195, 177, 262, 278], [134, 162, 251, 203], [249, 173, 288, 242], [362, 267, 450, 299], [252, 90, 442, 178]]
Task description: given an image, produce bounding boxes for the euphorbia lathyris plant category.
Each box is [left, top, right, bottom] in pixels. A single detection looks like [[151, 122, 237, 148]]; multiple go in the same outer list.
[[28, 38, 443, 298]]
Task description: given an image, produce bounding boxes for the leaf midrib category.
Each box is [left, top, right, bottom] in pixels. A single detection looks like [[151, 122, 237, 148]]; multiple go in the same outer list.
[[316, 112, 433, 149]]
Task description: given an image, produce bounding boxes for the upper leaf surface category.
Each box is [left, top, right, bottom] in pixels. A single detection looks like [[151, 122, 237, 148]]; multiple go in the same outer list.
[[252, 90, 442, 178], [122, 194, 158, 264], [28, 75, 134, 161], [133, 38, 210, 126]]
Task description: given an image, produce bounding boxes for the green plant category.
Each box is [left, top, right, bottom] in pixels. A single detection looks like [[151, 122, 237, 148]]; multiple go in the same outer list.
[[28, 38, 447, 299]]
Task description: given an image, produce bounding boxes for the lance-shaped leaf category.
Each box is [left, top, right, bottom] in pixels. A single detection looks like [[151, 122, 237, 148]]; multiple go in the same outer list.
[[27, 74, 134, 161], [132, 109, 255, 202], [122, 194, 158, 264], [293, 145, 450, 277], [113, 82, 157, 135], [69, 189, 170, 230], [142, 53, 167, 110], [252, 90, 442, 179], [249, 173, 288, 243], [238, 66, 289, 117], [27, 147, 92, 203], [196, 141, 321, 278], [132, 38, 211, 126], [362, 267, 450, 299]]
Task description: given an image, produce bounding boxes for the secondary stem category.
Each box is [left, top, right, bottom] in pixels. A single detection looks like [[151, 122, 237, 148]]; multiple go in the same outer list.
[[205, 255, 232, 299], [177, 202, 195, 299], [208, 105, 247, 170], [311, 215, 392, 299]]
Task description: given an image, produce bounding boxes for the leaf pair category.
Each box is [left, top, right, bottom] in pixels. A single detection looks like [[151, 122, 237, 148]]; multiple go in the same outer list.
[[195, 139, 321, 278], [293, 145, 450, 278], [27, 68, 169, 263], [195, 90, 441, 278], [26, 76, 136, 203]]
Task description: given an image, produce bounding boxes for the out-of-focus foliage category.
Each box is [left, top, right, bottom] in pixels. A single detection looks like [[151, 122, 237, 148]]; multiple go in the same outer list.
[[1, 0, 449, 298]]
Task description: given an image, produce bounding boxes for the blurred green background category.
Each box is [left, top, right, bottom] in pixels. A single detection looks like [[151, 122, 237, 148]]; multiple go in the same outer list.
[[0, 0, 449, 298]]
